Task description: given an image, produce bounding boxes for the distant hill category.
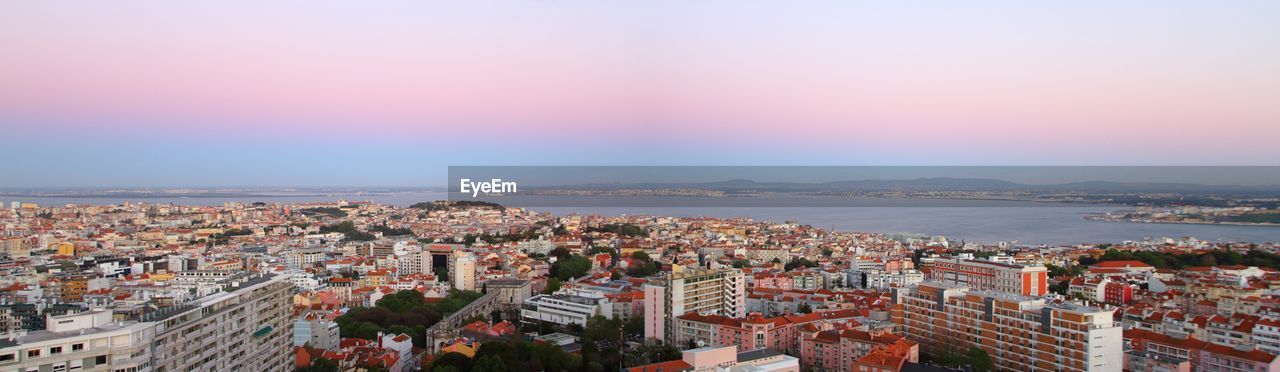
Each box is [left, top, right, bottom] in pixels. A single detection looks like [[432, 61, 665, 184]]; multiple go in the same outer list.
[[527, 177, 1280, 196]]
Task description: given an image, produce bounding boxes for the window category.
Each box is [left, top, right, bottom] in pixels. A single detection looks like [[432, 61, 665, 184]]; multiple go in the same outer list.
[[95, 355, 107, 364], [72, 344, 84, 351], [27, 350, 38, 357], [0, 353, 13, 362]]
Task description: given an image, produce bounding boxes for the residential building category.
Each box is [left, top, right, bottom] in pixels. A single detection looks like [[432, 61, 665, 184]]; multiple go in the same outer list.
[[0, 274, 295, 371], [643, 266, 746, 343], [893, 282, 1123, 371], [1125, 328, 1280, 372], [800, 328, 919, 372], [450, 252, 476, 291], [847, 269, 924, 289], [0, 238, 26, 259], [926, 258, 1048, 296], [294, 312, 341, 350], [674, 312, 818, 354]]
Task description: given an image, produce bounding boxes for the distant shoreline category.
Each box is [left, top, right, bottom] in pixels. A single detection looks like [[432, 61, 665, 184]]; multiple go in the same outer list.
[[1086, 215, 1280, 228]]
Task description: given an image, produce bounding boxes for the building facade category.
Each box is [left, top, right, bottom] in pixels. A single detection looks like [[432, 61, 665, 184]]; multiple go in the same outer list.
[[893, 283, 1123, 371], [0, 274, 295, 372], [450, 252, 476, 291], [521, 288, 614, 327], [926, 258, 1049, 296], [643, 267, 746, 343]]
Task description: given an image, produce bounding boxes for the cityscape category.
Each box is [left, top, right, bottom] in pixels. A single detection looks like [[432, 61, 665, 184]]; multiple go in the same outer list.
[[4, 1, 1280, 372], [0, 198, 1278, 372]]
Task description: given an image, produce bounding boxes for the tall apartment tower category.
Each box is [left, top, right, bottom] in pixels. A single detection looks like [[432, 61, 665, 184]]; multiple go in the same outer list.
[[0, 274, 296, 371], [927, 257, 1048, 296], [892, 282, 1122, 371], [451, 251, 477, 291], [643, 266, 746, 343], [1, 237, 27, 258]]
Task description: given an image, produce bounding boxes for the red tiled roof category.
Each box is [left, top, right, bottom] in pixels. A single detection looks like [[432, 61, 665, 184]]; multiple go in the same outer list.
[[627, 360, 692, 372], [1092, 260, 1153, 268], [1203, 342, 1279, 364]]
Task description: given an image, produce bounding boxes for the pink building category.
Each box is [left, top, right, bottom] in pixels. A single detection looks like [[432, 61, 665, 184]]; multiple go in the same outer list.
[[675, 312, 816, 353], [1104, 281, 1134, 305], [800, 328, 918, 371], [754, 272, 795, 290], [1126, 329, 1280, 372], [628, 345, 800, 372], [674, 311, 862, 354]]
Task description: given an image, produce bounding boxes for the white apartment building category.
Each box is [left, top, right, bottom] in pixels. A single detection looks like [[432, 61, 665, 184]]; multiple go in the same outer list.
[[450, 252, 476, 291], [288, 271, 323, 292], [284, 248, 325, 270], [643, 266, 746, 343], [294, 312, 340, 351], [1254, 319, 1280, 357], [0, 274, 295, 372], [847, 268, 924, 289], [395, 251, 429, 275]]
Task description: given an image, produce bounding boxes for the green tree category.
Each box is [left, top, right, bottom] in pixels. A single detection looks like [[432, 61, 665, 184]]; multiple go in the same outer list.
[[544, 277, 562, 294], [375, 290, 426, 312], [428, 352, 473, 372], [626, 261, 659, 277], [472, 355, 507, 372], [551, 255, 592, 281], [784, 257, 816, 271], [966, 347, 995, 372], [584, 316, 623, 344], [624, 316, 644, 335], [475, 339, 521, 369]]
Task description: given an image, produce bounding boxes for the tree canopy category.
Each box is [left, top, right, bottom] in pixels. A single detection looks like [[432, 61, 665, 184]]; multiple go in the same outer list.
[[1080, 248, 1280, 270], [551, 255, 592, 281], [583, 223, 647, 237], [335, 289, 483, 348]]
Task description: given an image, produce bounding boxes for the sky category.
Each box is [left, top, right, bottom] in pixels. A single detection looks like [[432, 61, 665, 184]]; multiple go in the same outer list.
[[2, 1, 1278, 187]]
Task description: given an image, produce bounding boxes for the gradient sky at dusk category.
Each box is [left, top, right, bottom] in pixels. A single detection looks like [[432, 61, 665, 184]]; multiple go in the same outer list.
[[2, 1, 1278, 187]]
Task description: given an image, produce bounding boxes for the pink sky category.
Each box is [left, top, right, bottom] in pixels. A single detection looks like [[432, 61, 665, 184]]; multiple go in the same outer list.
[[1, 2, 1278, 185]]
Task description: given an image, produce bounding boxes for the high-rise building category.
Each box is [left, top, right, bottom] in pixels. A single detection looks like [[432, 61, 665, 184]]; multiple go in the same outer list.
[[926, 257, 1048, 296], [451, 252, 476, 291], [396, 250, 430, 275], [1, 237, 26, 259], [643, 266, 746, 343], [0, 274, 295, 371], [892, 282, 1123, 371]]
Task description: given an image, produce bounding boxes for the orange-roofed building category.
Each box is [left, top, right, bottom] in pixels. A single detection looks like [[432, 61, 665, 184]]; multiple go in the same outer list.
[[440, 338, 480, 358], [1089, 260, 1156, 276]]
